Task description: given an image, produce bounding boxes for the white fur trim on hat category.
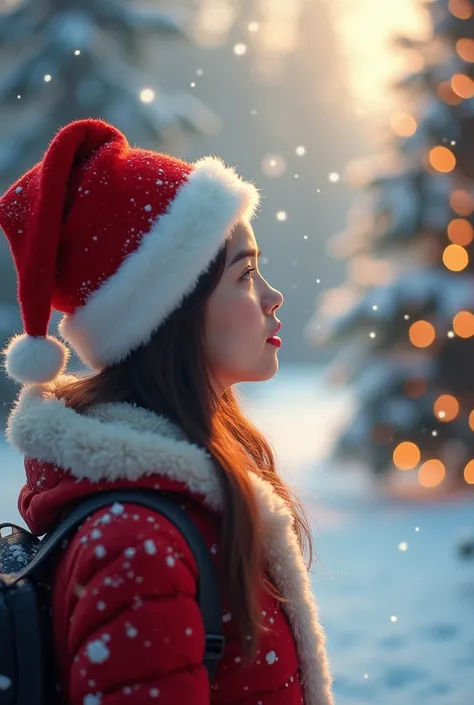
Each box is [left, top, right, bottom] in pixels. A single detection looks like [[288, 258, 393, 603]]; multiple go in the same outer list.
[[59, 156, 260, 370], [2, 333, 70, 384]]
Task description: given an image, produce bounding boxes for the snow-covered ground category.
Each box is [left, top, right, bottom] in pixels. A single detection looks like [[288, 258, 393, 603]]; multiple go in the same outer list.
[[1, 363, 473, 703], [239, 364, 474, 705]]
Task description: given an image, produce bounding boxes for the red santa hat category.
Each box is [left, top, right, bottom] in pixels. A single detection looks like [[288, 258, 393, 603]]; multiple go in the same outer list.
[[0, 118, 260, 384]]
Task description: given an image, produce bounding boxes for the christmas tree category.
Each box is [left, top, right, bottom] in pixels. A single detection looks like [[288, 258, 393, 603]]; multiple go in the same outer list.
[[308, 0, 474, 494]]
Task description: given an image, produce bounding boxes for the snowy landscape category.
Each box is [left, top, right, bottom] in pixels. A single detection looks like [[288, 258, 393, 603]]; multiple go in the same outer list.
[[1, 363, 473, 704], [241, 365, 474, 705]]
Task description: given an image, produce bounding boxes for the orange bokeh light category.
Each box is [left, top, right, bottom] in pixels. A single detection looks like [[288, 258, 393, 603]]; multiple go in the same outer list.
[[442, 244, 469, 271], [449, 0, 473, 20], [451, 73, 474, 99], [450, 190, 474, 216], [447, 218, 473, 245], [437, 81, 463, 105], [418, 459, 446, 488], [434, 394, 459, 422], [464, 460, 474, 484], [408, 320, 436, 348], [429, 146, 456, 173], [469, 409, 474, 430], [390, 113, 417, 137], [453, 310, 474, 338], [393, 441, 420, 470], [456, 38, 474, 62]]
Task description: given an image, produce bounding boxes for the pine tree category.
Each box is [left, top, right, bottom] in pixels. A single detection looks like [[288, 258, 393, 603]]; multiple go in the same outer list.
[[0, 0, 218, 411], [0, 0, 218, 179], [309, 0, 474, 494]]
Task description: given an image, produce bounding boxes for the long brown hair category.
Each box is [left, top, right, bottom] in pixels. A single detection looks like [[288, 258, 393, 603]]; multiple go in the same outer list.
[[55, 238, 314, 662]]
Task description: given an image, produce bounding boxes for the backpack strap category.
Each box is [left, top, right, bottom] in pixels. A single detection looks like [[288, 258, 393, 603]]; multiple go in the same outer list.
[[9, 489, 225, 682]]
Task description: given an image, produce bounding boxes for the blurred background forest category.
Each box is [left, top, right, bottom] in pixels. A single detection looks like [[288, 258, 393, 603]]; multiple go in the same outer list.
[[2, 0, 474, 499], [0, 0, 364, 374]]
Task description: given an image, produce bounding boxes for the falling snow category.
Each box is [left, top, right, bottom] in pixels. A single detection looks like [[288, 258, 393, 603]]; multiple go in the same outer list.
[[110, 503, 124, 515], [144, 539, 157, 555], [234, 43, 247, 55], [0, 675, 11, 690], [95, 545, 106, 559], [261, 154, 287, 178], [83, 695, 102, 705], [86, 640, 110, 664], [126, 624, 138, 638]]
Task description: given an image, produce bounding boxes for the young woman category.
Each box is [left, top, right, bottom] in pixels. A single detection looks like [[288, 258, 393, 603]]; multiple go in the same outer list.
[[1, 119, 334, 705]]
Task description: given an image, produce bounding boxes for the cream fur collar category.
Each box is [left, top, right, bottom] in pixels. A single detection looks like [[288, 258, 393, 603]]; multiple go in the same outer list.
[[6, 377, 333, 705]]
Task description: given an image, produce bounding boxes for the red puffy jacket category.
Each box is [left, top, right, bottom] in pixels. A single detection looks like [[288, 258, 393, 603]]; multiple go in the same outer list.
[[7, 379, 334, 705]]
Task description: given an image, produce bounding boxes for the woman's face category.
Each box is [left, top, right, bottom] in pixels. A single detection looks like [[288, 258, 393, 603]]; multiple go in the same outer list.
[[205, 219, 284, 397]]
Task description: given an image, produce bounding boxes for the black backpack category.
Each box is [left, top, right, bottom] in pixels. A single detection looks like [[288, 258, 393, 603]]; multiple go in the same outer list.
[[0, 488, 225, 705]]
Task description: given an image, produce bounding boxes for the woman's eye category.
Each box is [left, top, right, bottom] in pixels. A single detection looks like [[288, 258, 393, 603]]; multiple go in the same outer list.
[[241, 267, 256, 282]]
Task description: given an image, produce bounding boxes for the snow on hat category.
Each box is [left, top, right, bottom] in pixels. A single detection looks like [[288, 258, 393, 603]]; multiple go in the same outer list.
[[0, 118, 260, 385]]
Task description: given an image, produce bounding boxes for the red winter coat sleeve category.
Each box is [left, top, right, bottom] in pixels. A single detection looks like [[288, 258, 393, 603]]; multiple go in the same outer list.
[[52, 502, 210, 705]]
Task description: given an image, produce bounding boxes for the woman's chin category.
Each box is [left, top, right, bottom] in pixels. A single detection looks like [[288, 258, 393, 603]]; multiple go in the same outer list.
[[238, 359, 280, 385]]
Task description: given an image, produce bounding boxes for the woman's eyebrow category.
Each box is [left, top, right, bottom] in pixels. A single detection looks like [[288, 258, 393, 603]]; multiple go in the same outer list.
[[228, 248, 262, 267]]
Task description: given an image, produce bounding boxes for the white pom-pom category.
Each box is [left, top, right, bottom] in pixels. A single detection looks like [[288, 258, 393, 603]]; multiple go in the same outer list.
[[2, 333, 70, 384]]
